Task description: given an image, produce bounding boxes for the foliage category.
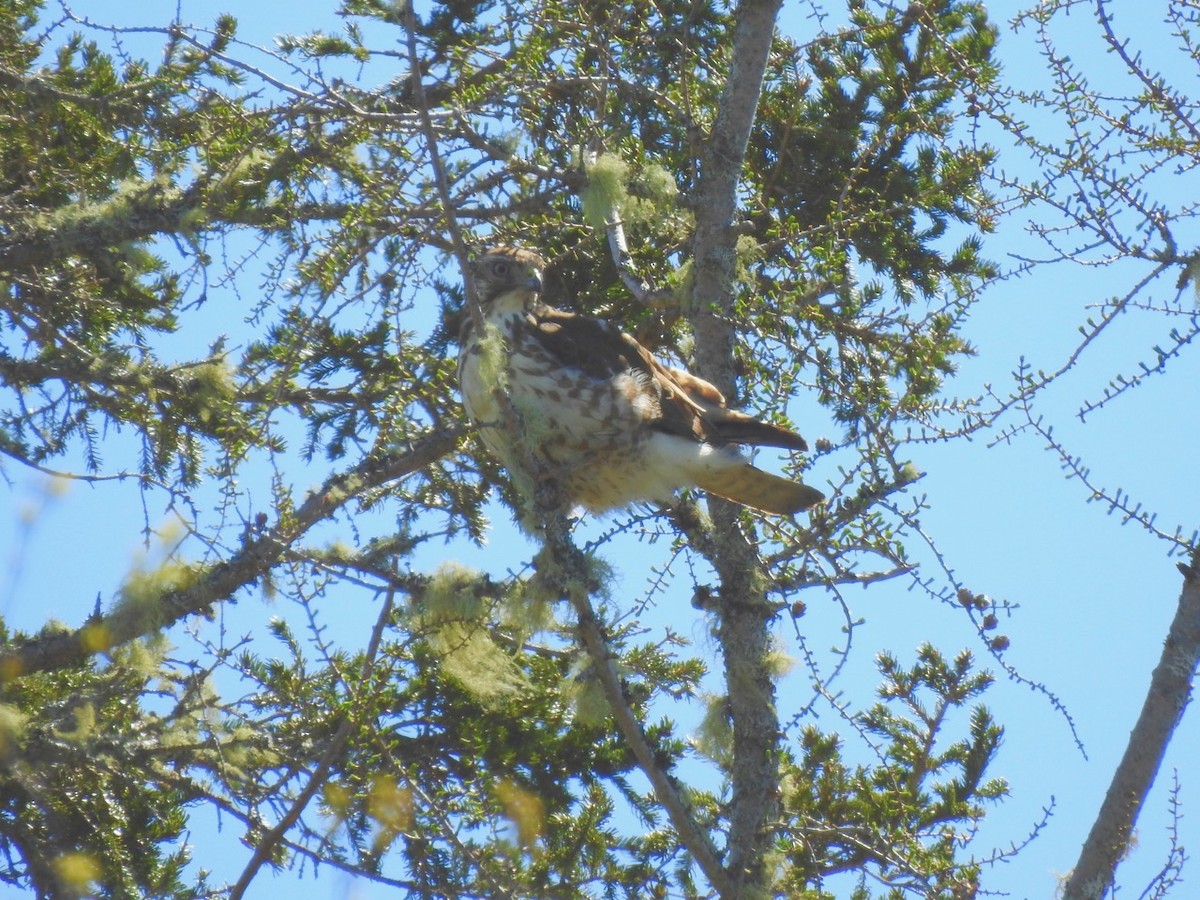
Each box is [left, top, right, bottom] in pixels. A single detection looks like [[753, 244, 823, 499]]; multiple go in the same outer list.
[[778, 647, 1004, 898], [0, 0, 1083, 896], [0, 630, 216, 898]]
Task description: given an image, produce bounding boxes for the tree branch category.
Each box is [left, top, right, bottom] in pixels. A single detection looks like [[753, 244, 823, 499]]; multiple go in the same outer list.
[[0, 431, 457, 683], [229, 584, 398, 899], [690, 0, 784, 395], [1063, 547, 1200, 899], [544, 518, 733, 898]]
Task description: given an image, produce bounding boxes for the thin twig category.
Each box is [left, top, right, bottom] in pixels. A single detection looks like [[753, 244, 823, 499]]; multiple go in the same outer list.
[[229, 585, 398, 898], [0, 432, 457, 682], [401, 2, 478, 309]]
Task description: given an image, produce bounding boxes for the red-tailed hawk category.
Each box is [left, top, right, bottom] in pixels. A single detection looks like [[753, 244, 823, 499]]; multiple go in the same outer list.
[[457, 246, 823, 516]]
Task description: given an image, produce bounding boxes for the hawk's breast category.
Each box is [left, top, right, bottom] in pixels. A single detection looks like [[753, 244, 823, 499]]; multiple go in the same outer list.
[[459, 306, 686, 510]]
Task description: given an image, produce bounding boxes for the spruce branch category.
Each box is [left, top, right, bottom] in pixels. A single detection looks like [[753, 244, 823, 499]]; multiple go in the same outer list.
[[229, 584, 398, 898]]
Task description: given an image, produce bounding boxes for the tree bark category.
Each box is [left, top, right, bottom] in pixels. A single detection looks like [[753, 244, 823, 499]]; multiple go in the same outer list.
[[688, 0, 784, 893], [1063, 547, 1200, 899]]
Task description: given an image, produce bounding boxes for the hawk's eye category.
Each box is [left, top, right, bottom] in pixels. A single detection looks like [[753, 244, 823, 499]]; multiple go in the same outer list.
[[491, 261, 510, 277]]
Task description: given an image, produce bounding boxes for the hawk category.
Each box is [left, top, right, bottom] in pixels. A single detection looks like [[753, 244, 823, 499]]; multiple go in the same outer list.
[[457, 246, 824, 516]]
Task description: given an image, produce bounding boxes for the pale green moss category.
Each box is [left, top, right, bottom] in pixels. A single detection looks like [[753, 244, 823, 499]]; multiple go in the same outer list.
[[177, 205, 209, 235], [668, 258, 695, 307], [111, 633, 169, 677], [494, 779, 545, 848], [56, 703, 96, 743], [734, 234, 764, 287], [641, 162, 679, 204], [561, 662, 610, 727], [764, 638, 797, 680], [582, 153, 681, 230], [0, 703, 29, 755], [412, 563, 529, 705], [186, 359, 237, 424], [110, 559, 202, 637], [693, 693, 733, 766], [581, 153, 630, 228], [424, 562, 488, 624], [526, 546, 613, 608], [476, 322, 510, 392], [428, 623, 529, 705], [51, 853, 100, 895], [500, 583, 557, 645]]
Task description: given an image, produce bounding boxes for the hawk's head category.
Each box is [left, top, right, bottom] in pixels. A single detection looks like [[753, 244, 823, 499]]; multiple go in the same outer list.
[[472, 246, 545, 308]]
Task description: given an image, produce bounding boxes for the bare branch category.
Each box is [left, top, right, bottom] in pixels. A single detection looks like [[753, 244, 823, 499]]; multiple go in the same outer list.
[[0, 431, 457, 683], [1064, 548, 1200, 898]]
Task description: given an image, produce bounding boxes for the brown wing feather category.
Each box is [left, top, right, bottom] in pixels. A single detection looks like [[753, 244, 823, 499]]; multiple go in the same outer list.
[[660, 367, 806, 449], [529, 306, 644, 380], [528, 306, 706, 440], [700, 407, 809, 450], [527, 305, 808, 450]]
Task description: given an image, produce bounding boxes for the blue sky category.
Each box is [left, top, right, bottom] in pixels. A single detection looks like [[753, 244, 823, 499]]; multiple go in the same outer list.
[[2, 0, 1199, 897]]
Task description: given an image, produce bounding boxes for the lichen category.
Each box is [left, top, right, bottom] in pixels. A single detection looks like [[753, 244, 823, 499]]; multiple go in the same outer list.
[[410, 563, 529, 705], [581, 153, 630, 228], [581, 153, 681, 230]]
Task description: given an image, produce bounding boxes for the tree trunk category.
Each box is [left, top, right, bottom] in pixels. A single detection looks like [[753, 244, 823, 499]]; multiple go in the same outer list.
[[689, 0, 784, 893]]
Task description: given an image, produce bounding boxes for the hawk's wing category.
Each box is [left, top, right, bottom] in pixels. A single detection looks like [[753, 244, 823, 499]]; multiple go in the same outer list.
[[528, 305, 807, 451]]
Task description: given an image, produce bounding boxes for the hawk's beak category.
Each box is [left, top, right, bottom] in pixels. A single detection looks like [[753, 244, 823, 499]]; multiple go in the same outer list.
[[528, 271, 543, 294]]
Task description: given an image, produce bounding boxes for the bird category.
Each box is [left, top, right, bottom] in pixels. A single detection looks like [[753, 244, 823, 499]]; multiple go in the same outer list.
[[456, 246, 824, 516]]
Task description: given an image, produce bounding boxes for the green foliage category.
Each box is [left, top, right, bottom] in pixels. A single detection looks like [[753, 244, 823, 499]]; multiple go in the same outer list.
[[778, 646, 1004, 897], [743, 0, 997, 446], [0, 0, 1020, 896], [0, 2, 271, 483], [230, 587, 706, 897], [0, 640, 233, 898], [751, 0, 997, 296]]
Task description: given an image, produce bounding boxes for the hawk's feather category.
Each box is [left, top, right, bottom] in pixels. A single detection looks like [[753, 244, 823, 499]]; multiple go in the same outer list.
[[529, 305, 808, 452], [458, 247, 823, 515]]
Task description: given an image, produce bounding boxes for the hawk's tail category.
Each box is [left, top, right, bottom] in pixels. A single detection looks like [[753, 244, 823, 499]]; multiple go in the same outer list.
[[695, 464, 824, 515]]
